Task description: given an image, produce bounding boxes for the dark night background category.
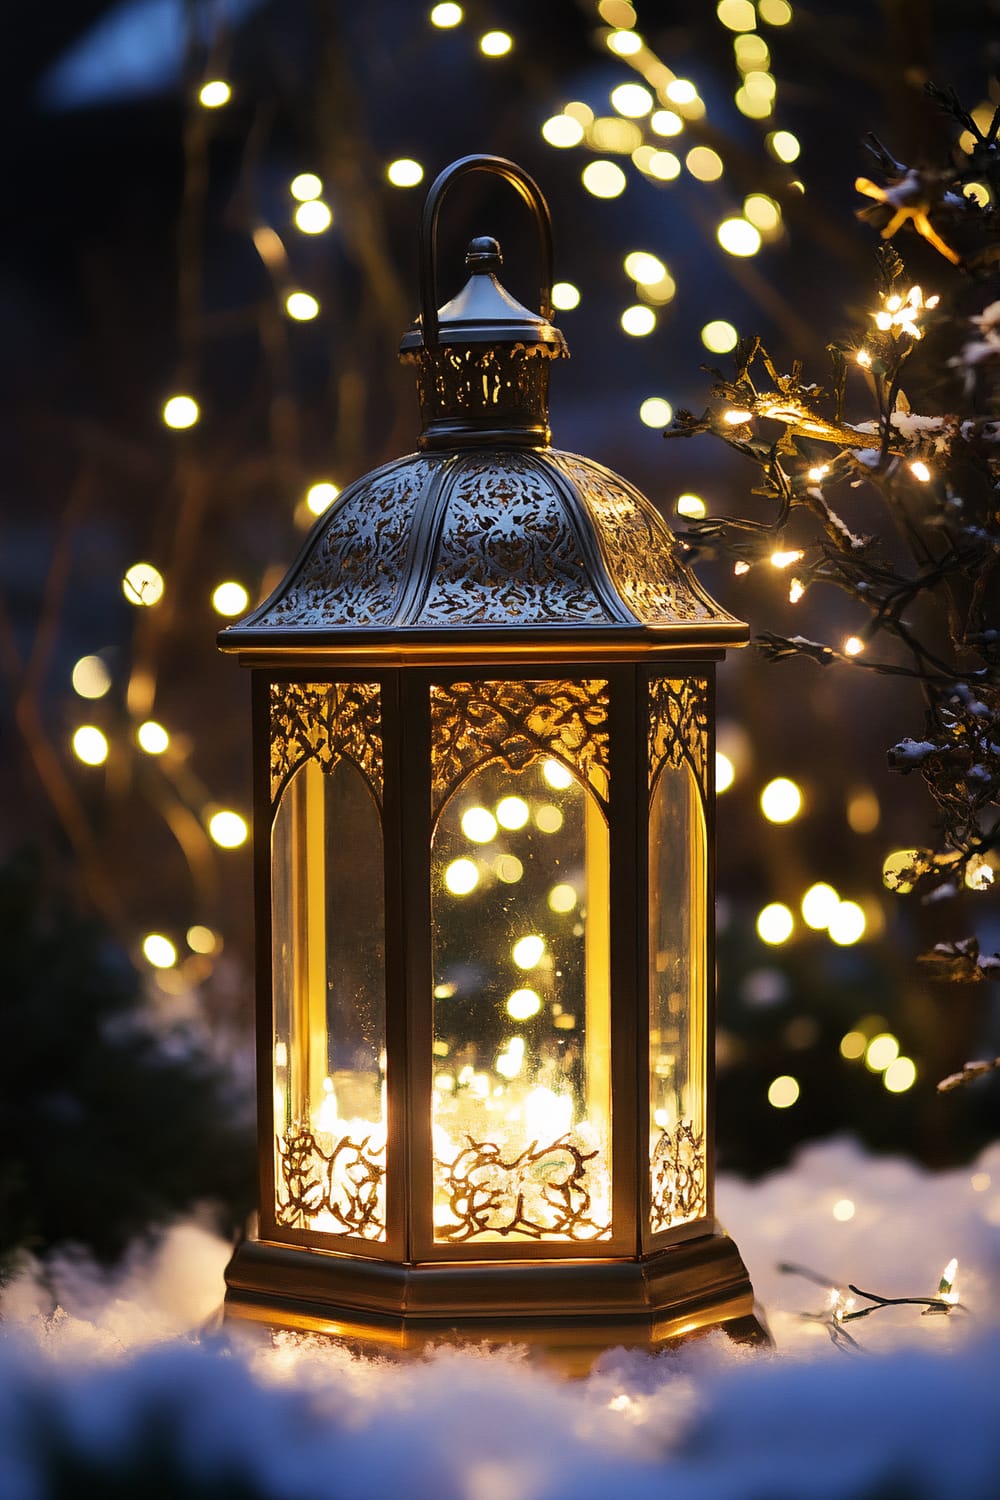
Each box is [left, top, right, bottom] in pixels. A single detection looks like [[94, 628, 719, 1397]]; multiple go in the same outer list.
[[1, 0, 998, 1261]]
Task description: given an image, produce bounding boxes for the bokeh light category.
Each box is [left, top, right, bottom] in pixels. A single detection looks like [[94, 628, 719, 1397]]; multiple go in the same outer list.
[[768, 1074, 800, 1108], [717, 0, 756, 28], [290, 174, 322, 202], [72, 655, 111, 700], [496, 796, 530, 830], [186, 925, 218, 954], [651, 109, 683, 136], [430, 2, 462, 24], [686, 146, 723, 181], [716, 751, 735, 792], [543, 759, 573, 790], [306, 482, 340, 515], [123, 563, 164, 607], [507, 988, 542, 1020], [285, 292, 320, 320], [548, 883, 577, 913], [611, 83, 653, 117], [757, 902, 794, 944], [607, 29, 642, 56], [744, 194, 781, 231], [512, 935, 545, 969], [461, 807, 498, 842], [665, 79, 698, 104], [212, 582, 249, 617], [198, 80, 231, 108], [162, 395, 199, 429], [829, 900, 866, 945], [445, 857, 478, 895], [294, 200, 333, 234], [137, 721, 169, 755], [640, 397, 673, 427], [839, 1030, 867, 1060], [865, 1033, 899, 1072], [480, 30, 512, 55], [143, 934, 177, 968], [646, 151, 681, 180], [702, 319, 738, 352], [760, 777, 802, 823], [72, 726, 109, 766], [801, 882, 839, 929], [884, 1057, 917, 1093], [208, 810, 249, 848], [621, 305, 656, 336], [624, 250, 667, 284], [387, 159, 424, 187], [717, 218, 762, 256], [542, 115, 585, 148], [552, 282, 581, 310], [676, 493, 706, 518], [767, 130, 801, 162], [582, 161, 627, 198]]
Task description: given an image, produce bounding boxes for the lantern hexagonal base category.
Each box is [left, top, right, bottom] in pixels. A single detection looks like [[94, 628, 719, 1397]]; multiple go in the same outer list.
[[223, 1226, 768, 1373]]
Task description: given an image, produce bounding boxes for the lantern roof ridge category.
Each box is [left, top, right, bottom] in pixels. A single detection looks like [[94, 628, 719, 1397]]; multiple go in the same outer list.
[[220, 444, 747, 650]]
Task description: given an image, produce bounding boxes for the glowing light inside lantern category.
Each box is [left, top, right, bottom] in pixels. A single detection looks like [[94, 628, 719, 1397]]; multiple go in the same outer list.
[[461, 807, 498, 843], [445, 858, 479, 895]]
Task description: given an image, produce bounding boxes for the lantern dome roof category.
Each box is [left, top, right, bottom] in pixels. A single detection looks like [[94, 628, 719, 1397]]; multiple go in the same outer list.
[[220, 444, 747, 649]]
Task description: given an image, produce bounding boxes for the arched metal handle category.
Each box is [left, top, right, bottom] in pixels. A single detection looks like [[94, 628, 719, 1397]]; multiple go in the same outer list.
[[418, 155, 555, 348]]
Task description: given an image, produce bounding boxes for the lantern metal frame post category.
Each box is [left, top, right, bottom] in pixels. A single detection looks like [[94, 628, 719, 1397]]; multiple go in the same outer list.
[[220, 156, 766, 1368]]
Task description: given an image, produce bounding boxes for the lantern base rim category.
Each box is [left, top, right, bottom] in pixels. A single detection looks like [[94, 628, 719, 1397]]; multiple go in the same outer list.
[[222, 1223, 769, 1373]]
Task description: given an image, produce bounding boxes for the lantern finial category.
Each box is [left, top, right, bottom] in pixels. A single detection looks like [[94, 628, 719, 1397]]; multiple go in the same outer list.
[[399, 155, 568, 450]]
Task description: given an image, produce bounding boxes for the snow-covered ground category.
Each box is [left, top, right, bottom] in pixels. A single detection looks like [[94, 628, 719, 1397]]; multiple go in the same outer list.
[[2, 1137, 999, 1498]]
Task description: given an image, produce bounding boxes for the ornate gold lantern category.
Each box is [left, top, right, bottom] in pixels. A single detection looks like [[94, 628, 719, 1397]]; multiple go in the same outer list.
[[220, 155, 763, 1368]]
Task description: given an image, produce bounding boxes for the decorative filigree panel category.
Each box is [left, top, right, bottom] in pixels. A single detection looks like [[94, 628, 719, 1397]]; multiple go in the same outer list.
[[419, 455, 614, 625], [548, 452, 715, 625], [257, 459, 430, 629], [647, 677, 709, 793], [276, 1126, 386, 1241], [650, 1122, 706, 1232], [270, 681, 382, 808], [403, 343, 558, 427], [434, 1133, 611, 1242], [430, 678, 609, 816]]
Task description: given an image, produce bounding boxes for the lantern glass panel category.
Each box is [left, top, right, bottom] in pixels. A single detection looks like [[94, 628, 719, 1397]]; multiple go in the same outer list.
[[648, 679, 709, 1233], [429, 679, 612, 1244], [271, 752, 387, 1241]]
